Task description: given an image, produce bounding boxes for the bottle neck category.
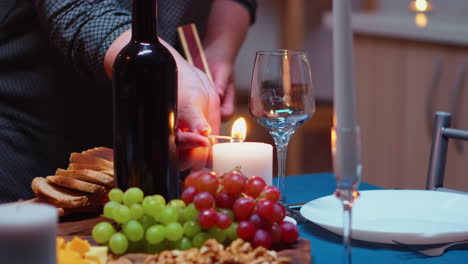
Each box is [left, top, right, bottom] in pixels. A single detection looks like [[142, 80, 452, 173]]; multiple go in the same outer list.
[[132, 0, 159, 43]]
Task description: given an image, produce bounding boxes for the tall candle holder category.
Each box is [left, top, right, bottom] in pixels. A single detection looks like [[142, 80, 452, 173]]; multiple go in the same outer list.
[[331, 126, 362, 264]]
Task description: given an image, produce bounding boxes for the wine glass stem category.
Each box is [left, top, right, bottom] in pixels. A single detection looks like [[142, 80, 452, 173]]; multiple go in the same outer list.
[[342, 201, 353, 264], [276, 145, 288, 205]]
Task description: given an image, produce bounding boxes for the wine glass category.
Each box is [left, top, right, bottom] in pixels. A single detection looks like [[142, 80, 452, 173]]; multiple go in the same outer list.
[[249, 50, 315, 213], [331, 126, 362, 264]]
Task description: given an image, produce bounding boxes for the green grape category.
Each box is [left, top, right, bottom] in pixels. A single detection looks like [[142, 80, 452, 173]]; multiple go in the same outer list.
[[103, 201, 120, 219], [142, 196, 165, 218], [217, 208, 234, 220], [192, 232, 209, 248], [165, 222, 184, 241], [139, 215, 155, 230], [146, 225, 166, 244], [113, 205, 132, 224], [153, 195, 166, 205], [225, 222, 238, 241], [122, 220, 144, 242], [174, 237, 192, 250], [130, 203, 144, 220], [147, 241, 167, 254], [208, 227, 226, 243], [122, 187, 144, 206], [183, 220, 201, 238], [183, 204, 199, 222], [109, 232, 129, 255], [92, 222, 116, 244], [158, 206, 179, 225], [168, 199, 186, 209], [108, 188, 124, 202]]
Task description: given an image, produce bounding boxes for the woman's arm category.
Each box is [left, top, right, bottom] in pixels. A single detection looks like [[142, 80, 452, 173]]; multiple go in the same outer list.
[[203, 0, 256, 118]]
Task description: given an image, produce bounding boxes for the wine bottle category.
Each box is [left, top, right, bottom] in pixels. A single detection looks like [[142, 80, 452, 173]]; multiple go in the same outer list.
[[112, 0, 178, 199]]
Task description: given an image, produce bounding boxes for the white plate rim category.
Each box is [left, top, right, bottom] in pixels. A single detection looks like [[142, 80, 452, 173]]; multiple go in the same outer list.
[[300, 189, 468, 245]]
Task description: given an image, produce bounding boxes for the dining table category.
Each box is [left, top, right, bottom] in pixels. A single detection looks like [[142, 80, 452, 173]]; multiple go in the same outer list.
[[287, 173, 468, 264]]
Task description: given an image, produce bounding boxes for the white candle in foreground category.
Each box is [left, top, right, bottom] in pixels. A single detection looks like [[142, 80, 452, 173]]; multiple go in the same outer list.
[[0, 203, 57, 264], [333, 0, 358, 128], [213, 142, 273, 185]]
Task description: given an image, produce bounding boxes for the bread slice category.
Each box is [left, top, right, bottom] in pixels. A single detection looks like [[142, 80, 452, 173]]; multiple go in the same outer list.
[[31, 177, 89, 208], [70, 152, 113, 168], [46, 176, 106, 194], [100, 169, 114, 177], [67, 163, 113, 173], [56, 169, 114, 187], [82, 147, 113, 162]]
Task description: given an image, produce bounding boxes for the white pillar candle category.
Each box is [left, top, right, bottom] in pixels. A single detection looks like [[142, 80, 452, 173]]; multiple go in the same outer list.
[[213, 142, 273, 185], [333, 0, 358, 128], [0, 203, 57, 264]]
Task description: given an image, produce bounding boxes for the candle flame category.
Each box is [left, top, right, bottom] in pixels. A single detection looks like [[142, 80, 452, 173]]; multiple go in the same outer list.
[[231, 118, 247, 141]]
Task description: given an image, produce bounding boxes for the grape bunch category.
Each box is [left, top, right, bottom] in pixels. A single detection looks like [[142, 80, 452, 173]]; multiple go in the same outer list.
[[92, 187, 207, 255], [92, 170, 299, 255], [182, 170, 299, 250]]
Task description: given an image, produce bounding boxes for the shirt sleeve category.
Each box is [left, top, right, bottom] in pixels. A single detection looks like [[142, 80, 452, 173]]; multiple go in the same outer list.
[[230, 0, 257, 24], [33, 0, 132, 80]]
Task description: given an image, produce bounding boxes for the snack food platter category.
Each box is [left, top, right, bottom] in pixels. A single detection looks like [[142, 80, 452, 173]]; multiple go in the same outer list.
[[58, 216, 311, 264]]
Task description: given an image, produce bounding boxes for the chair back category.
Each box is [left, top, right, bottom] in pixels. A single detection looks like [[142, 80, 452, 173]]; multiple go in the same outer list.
[[426, 112, 468, 191]]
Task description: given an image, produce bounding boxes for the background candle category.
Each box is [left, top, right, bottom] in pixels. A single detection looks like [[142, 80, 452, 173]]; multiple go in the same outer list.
[[213, 142, 273, 185], [0, 203, 57, 264], [333, 0, 358, 129]]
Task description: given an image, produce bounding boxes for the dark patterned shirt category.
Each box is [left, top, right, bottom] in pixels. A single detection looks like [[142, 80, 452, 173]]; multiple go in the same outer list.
[[0, 0, 256, 202]]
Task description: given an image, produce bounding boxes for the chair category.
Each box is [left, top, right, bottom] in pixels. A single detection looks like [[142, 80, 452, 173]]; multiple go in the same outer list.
[[426, 112, 468, 192]]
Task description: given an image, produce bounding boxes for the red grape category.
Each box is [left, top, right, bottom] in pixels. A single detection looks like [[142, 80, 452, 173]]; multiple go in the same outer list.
[[232, 196, 255, 221], [257, 198, 275, 222], [215, 191, 236, 209], [245, 176, 266, 198], [260, 186, 281, 202], [222, 171, 246, 196], [181, 186, 197, 204], [280, 221, 299, 243], [271, 203, 286, 223], [196, 171, 219, 195], [184, 171, 203, 189], [252, 229, 272, 249], [269, 223, 282, 245], [193, 192, 214, 210], [198, 208, 218, 229], [216, 212, 232, 229], [237, 221, 256, 241], [248, 213, 264, 229]]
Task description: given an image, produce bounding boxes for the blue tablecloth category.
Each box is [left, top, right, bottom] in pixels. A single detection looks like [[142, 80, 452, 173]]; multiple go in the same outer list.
[[285, 173, 468, 264]]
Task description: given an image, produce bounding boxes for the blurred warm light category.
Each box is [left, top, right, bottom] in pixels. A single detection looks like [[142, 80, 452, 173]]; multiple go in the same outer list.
[[415, 0, 428, 11], [415, 13, 428, 28], [409, 0, 432, 13], [231, 118, 247, 141], [331, 128, 337, 155]]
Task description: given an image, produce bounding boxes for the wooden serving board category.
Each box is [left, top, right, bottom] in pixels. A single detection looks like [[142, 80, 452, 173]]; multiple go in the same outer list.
[[58, 217, 311, 264]]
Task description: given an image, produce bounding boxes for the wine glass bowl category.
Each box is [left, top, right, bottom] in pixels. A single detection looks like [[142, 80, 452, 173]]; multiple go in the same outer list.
[[249, 50, 315, 208]]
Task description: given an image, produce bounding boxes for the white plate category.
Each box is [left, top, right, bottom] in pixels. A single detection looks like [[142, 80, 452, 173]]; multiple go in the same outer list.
[[300, 190, 468, 244]]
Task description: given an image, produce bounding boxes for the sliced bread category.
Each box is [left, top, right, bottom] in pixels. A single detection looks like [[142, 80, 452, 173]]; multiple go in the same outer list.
[[55, 168, 114, 187], [31, 177, 89, 208], [83, 147, 113, 162], [68, 163, 113, 173], [70, 152, 113, 168], [46, 176, 106, 194]]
